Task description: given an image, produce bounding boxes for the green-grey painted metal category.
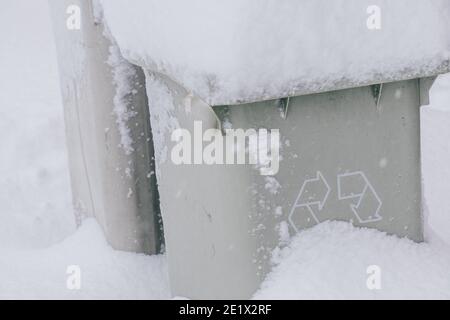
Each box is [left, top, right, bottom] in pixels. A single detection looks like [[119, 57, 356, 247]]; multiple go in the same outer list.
[[216, 80, 424, 241]]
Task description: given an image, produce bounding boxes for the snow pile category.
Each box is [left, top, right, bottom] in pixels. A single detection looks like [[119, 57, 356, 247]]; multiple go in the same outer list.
[[0, 219, 170, 300], [255, 221, 450, 300], [100, 0, 450, 105]]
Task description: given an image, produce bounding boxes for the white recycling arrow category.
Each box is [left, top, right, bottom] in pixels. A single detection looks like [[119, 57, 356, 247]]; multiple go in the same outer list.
[[337, 171, 383, 223], [289, 171, 331, 231]]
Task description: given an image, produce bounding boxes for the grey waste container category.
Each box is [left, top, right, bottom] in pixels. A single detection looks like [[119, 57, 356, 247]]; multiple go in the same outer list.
[[146, 72, 438, 299]]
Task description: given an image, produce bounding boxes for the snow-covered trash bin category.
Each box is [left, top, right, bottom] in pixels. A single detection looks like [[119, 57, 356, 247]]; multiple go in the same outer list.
[[52, 0, 450, 299], [142, 74, 440, 299]]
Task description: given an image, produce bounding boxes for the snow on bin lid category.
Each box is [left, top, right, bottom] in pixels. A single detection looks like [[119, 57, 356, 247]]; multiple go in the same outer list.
[[100, 0, 450, 106]]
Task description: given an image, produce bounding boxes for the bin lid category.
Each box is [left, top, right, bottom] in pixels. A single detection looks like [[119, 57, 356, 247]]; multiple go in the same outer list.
[[100, 0, 450, 106]]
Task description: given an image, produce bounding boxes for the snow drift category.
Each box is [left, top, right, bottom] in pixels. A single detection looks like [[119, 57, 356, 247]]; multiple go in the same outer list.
[[255, 221, 450, 300]]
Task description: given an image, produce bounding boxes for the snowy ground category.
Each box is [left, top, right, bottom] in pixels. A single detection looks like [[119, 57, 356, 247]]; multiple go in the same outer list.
[[1, 0, 449, 300], [255, 221, 450, 299], [0, 219, 170, 299]]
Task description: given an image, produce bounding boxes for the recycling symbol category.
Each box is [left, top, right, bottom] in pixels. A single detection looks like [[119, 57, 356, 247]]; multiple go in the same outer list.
[[289, 171, 383, 232]]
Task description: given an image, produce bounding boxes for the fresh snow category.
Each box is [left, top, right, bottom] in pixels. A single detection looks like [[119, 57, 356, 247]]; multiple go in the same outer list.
[[144, 72, 180, 175], [254, 221, 450, 300], [107, 43, 138, 155], [0, 219, 170, 300], [100, 0, 450, 105]]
